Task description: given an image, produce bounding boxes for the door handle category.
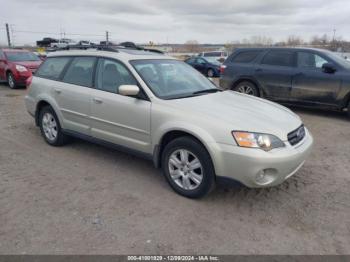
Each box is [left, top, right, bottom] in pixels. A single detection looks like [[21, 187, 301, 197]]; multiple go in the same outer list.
[[93, 98, 103, 104], [54, 88, 62, 94], [255, 68, 263, 72]]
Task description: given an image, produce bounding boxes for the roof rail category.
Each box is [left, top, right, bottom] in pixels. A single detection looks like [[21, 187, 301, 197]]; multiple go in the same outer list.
[[49, 43, 164, 54]]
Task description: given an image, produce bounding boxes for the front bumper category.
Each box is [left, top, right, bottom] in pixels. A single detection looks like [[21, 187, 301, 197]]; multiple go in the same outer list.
[[13, 70, 32, 85], [212, 128, 313, 188]]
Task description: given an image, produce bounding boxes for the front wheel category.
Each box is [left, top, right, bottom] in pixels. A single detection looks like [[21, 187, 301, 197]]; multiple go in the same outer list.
[[161, 137, 215, 198], [7, 72, 16, 89], [233, 81, 258, 96], [207, 68, 215, 78]]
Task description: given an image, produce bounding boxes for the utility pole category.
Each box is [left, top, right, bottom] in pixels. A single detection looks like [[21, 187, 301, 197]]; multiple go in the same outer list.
[[5, 23, 11, 47], [332, 28, 336, 51], [106, 31, 109, 45]]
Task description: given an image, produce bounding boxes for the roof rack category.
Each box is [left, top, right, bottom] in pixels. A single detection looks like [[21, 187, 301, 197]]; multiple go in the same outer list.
[[50, 42, 164, 54]]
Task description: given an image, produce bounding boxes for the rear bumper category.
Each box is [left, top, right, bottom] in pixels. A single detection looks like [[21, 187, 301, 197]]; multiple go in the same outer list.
[[212, 128, 313, 188]]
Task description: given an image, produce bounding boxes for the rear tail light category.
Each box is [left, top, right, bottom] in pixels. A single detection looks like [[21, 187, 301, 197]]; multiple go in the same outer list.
[[26, 76, 33, 89], [220, 65, 226, 74]]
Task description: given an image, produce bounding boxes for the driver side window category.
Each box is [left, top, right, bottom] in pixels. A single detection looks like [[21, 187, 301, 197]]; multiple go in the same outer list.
[[297, 52, 329, 69], [95, 58, 137, 94]]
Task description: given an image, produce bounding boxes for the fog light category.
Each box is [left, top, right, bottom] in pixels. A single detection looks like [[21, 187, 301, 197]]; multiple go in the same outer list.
[[256, 170, 266, 184]]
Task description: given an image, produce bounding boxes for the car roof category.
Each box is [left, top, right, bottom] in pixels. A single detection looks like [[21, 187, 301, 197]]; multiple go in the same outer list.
[[234, 47, 330, 53], [47, 49, 174, 62]]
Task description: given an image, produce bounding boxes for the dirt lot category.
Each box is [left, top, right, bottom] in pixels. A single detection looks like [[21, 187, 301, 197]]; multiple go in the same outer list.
[[0, 83, 349, 255]]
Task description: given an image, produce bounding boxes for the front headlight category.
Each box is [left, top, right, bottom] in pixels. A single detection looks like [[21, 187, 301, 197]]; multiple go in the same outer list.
[[232, 131, 285, 151], [15, 65, 28, 72]]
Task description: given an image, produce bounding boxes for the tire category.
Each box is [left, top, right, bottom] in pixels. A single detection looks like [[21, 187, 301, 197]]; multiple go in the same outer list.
[[161, 136, 215, 198], [347, 101, 350, 119], [7, 72, 16, 89], [233, 81, 259, 96], [207, 68, 215, 78], [39, 105, 69, 146]]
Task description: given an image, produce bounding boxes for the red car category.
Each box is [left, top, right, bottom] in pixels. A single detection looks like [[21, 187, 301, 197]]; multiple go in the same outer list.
[[0, 49, 42, 89]]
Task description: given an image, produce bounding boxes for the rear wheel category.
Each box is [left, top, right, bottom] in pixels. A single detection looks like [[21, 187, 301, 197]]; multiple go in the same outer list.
[[347, 101, 350, 119], [233, 81, 258, 96], [7, 72, 16, 89], [161, 136, 215, 198], [39, 106, 69, 146]]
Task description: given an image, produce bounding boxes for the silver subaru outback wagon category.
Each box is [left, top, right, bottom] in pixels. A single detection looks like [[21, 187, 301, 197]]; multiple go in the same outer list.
[[25, 48, 313, 198]]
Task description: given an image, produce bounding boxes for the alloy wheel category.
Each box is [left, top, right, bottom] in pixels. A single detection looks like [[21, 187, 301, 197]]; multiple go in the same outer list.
[[8, 74, 15, 89], [42, 112, 58, 142], [168, 149, 203, 190], [237, 85, 255, 95]]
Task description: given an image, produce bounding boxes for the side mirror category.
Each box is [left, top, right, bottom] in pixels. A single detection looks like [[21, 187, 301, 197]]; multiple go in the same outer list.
[[119, 85, 140, 96], [322, 63, 336, 74]]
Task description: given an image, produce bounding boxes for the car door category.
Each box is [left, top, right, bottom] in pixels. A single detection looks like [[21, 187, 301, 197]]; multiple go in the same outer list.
[[90, 58, 152, 154], [49, 56, 95, 135], [291, 51, 341, 105], [255, 50, 296, 100]]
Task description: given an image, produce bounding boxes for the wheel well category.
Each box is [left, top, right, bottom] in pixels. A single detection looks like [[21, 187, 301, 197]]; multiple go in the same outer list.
[[232, 78, 261, 96], [156, 131, 208, 168], [35, 100, 51, 126], [6, 70, 12, 77]]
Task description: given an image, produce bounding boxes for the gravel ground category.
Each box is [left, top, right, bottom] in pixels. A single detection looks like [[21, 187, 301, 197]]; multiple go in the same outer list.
[[0, 83, 349, 255]]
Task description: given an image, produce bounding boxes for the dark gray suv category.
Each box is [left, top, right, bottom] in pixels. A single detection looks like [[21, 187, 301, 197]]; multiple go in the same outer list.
[[220, 47, 350, 117]]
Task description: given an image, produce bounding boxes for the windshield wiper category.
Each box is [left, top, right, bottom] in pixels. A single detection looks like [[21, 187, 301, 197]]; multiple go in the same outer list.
[[192, 89, 222, 95]]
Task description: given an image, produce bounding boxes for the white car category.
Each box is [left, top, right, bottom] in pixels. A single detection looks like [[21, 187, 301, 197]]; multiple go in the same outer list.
[[25, 48, 313, 198], [198, 51, 228, 63], [51, 39, 77, 49]]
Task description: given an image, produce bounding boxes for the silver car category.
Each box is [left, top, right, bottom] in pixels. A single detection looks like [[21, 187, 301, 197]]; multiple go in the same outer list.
[[25, 49, 313, 198]]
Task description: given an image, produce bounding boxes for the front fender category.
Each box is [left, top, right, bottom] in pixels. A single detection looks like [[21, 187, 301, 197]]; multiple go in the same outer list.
[[153, 121, 223, 175]]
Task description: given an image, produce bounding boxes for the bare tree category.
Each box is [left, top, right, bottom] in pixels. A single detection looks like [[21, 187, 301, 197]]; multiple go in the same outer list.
[[286, 35, 303, 46], [184, 40, 200, 53], [249, 36, 273, 46]]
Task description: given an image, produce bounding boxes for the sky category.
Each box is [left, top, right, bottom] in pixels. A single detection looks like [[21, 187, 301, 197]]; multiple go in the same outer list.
[[0, 0, 349, 45]]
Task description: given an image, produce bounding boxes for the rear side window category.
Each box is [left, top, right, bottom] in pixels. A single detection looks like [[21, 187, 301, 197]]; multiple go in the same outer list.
[[196, 58, 206, 64], [36, 57, 71, 80], [231, 51, 261, 63], [62, 57, 96, 87], [261, 51, 294, 67]]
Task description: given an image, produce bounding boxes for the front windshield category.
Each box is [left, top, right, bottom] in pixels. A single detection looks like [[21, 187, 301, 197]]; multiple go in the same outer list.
[[131, 59, 217, 99], [325, 50, 350, 70], [5, 52, 41, 62]]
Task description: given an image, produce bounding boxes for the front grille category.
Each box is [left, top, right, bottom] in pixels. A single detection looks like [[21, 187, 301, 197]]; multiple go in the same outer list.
[[288, 125, 305, 146]]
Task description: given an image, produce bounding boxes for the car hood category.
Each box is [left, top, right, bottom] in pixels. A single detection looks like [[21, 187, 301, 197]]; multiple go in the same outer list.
[[15, 61, 42, 69], [165, 91, 302, 141]]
